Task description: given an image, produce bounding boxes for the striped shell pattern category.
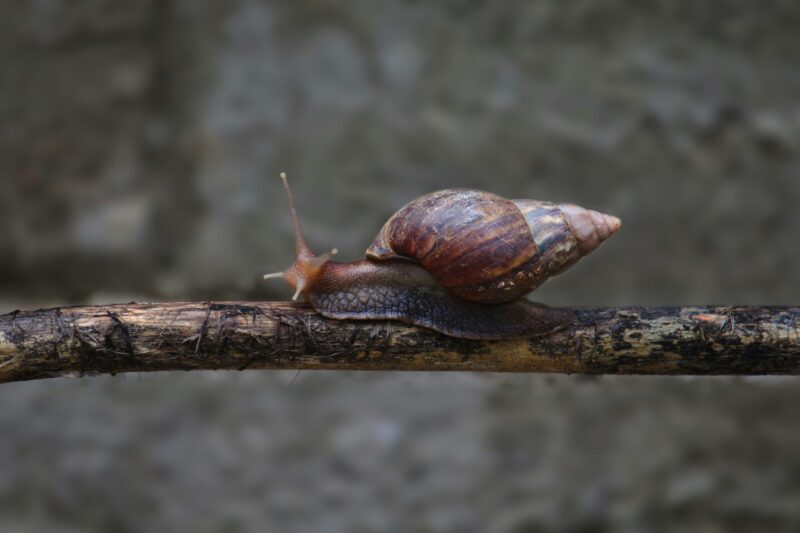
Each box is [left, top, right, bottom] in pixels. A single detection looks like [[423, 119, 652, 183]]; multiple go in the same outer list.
[[365, 189, 620, 304]]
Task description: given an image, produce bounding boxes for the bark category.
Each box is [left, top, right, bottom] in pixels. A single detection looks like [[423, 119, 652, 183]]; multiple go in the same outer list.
[[0, 302, 798, 383]]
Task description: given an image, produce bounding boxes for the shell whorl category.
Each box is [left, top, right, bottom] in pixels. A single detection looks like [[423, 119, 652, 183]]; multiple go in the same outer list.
[[512, 200, 621, 276], [558, 203, 622, 256], [366, 189, 620, 303]]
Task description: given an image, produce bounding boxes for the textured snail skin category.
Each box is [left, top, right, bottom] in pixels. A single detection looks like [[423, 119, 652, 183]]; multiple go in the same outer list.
[[367, 189, 620, 304], [304, 260, 574, 340]]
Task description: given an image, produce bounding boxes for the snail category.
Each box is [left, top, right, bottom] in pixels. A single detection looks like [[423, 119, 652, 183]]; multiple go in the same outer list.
[[264, 173, 620, 340]]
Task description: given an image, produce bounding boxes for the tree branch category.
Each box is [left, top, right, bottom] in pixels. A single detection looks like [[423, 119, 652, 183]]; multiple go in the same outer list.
[[0, 302, 799, 383]]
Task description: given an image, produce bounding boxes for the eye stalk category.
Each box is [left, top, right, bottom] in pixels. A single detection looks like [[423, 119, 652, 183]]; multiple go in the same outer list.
[[263, 172, 337, 301]]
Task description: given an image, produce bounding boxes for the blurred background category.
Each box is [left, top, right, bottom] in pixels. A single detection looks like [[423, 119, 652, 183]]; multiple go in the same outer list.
[[2, 1, 800, 531]]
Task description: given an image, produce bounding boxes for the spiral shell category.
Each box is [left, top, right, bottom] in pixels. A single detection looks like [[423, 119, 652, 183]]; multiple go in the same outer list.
[[365, 189, 620, 304]]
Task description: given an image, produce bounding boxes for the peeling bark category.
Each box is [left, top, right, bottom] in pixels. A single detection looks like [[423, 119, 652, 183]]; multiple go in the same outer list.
[[0, 302, 799, 383]]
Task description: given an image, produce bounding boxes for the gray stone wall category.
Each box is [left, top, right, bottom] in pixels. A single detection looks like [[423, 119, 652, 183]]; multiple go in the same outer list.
[[1, 1, 800, 531]]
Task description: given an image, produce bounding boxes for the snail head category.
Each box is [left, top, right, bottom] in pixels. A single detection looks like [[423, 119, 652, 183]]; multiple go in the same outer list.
[[263, 173, 337, 301]]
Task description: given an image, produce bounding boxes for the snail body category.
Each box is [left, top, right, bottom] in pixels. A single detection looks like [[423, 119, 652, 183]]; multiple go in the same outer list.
[[264, 175, 620, 340]]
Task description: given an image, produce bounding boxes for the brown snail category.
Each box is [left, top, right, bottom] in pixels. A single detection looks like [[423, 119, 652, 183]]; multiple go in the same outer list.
[[264, 173, 620, 340]]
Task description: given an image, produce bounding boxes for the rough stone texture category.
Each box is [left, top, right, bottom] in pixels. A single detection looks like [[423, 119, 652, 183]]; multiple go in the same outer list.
[[2, 0, 800, 531]]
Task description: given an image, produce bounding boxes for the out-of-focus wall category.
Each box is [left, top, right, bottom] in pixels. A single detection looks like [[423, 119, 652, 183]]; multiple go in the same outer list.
[[1, 1, 800, 531]]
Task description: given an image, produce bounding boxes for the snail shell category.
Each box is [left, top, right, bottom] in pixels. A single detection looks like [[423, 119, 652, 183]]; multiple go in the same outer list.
[[366, 189, 620, 304]]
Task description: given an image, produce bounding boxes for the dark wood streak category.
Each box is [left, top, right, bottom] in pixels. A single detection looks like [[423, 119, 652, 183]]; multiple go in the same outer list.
[[1, 303, 800, 383]]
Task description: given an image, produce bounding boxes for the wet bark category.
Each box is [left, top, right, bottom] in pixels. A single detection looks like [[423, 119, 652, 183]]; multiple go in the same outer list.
[[0, 302, 798, 383]]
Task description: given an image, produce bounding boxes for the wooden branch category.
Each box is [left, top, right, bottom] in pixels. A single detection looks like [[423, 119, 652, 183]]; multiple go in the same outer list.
[[0, 302, 799, 383]]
